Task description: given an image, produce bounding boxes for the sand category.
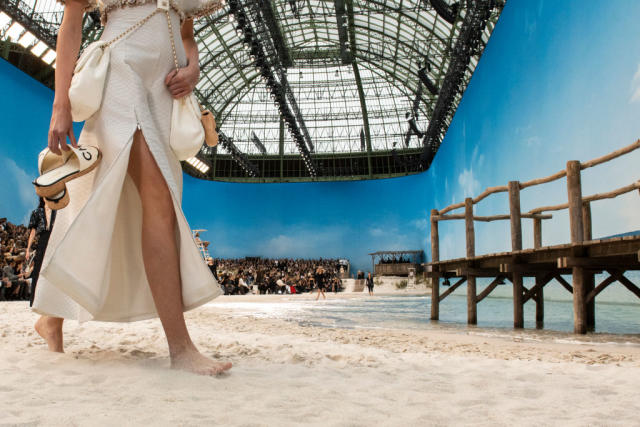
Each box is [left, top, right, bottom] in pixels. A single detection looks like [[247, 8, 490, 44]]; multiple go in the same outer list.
[[1, 295, 640, 426]]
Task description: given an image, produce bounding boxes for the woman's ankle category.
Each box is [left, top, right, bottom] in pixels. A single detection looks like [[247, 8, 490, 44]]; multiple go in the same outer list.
[[168, 340, 199, 359]]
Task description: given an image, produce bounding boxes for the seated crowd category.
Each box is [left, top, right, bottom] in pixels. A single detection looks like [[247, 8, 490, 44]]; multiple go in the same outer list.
[[206, 257, 345, 295], [0, 218, 32, 301], [3, 215, 347, 300]]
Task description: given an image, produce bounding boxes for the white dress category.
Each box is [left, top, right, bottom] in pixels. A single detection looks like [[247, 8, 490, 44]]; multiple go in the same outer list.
[[32, 0, 224, 322]]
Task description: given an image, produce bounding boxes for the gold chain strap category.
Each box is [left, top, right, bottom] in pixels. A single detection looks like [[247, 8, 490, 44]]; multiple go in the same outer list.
[[163, 10, 180, 70], [164, 9, 203, 112], [102, 9, 160, 50]]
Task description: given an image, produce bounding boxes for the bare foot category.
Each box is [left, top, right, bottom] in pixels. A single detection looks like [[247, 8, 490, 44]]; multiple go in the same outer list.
[[171, 348, 232, 376], [34, 316, 64, 353]]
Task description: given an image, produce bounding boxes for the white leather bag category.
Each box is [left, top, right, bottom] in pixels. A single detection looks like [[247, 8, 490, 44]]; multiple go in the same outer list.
[[170, 93, 205, 160], [68, 9, 160, 122], [69, 41, 110, 122], [161, 3, 205, 160]]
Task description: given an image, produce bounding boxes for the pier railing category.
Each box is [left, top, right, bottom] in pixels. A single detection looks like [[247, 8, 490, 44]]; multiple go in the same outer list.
[[427, 140, 640, 333]]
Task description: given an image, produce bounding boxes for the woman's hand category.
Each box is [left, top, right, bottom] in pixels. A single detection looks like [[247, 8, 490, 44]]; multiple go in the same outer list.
[[164, 64, 199, 99], [165, 18, 199, 99], [48, 100, 77, 155]]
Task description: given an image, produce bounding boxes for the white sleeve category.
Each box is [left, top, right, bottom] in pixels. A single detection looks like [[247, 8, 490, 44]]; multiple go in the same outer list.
[[183, 0, 225, 20], [56, 0, 99, 12]]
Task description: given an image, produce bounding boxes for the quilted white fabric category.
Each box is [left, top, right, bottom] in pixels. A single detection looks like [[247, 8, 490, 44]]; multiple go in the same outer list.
[[33, 4, 222, 322]]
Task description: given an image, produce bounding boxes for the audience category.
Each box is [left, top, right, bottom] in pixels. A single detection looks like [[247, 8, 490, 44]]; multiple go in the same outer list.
[[3, 215, 348, 300], [379, 255, 412, 264], [1, 218, 32, 301], [208, 257, 345, 295]]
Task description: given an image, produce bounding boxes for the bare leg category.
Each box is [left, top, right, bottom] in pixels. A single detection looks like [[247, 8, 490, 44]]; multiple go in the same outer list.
[[35, 316, 64, 353], [127, 130, 231, 376]]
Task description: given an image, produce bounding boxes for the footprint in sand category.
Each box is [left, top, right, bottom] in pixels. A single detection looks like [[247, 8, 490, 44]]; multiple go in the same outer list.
[[129, 349, 157, 358], [89, 375, 107, 385], [290, 353, 306, 363], [325, 354, 343, 361]]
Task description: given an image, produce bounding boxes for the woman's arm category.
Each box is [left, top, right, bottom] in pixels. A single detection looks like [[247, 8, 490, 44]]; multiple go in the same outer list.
[[25, 228, 36, 259], [164, 19, 200, 99], [49, 0, 86, 155]]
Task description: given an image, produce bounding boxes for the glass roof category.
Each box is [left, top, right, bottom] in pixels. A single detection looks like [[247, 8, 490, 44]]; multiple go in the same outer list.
[[193, 0, 503, 156], [1, 0, 504, 180]]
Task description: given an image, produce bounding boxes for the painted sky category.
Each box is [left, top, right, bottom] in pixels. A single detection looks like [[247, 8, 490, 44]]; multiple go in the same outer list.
[[427, 0, 640, 261], [1, 0, 639, 275]]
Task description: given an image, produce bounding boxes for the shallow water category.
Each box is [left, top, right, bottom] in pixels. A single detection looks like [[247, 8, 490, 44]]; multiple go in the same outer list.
[[216, 275, 640, 343]]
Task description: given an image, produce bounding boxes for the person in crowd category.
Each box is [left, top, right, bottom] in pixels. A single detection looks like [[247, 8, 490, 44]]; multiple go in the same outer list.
[[276, 276, 287, 294], [2, 260, 28, 301], [206, 257, 219, 281], [314, 266, 326, 301], [2, 261, 19, 300], [0, 218, 36, 301], [237, 274, 250, 295], [366, 272, 374, 296], [26, 198, 56, 307]]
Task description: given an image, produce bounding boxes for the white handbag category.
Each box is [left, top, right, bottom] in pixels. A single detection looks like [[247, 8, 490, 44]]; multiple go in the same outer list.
[[68, 41, 109, 122], [169, 92, 205, 160], [161, 4, 205, 160], [68, 9, 160, 122]]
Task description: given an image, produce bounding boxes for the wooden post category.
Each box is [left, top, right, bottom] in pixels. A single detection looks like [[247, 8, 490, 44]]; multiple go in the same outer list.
[[430, 209, 440, 321], [508, 181, 524, 328], [582, 201, 595, 331], [567, 160, 586, 334], [533, 218, 542, 249], [533, 219, 544, 329], [465, 198, 477, 325]]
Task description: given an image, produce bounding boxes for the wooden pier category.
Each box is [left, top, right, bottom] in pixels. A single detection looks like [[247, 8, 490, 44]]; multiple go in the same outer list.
[[426, 140, 640, 334]]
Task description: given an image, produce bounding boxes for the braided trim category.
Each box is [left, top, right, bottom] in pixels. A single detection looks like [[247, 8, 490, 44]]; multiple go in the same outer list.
[[183, 0, 225, 19]]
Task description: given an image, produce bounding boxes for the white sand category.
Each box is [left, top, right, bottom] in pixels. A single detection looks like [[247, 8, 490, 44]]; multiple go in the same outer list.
[[1, 297, 640, 426]]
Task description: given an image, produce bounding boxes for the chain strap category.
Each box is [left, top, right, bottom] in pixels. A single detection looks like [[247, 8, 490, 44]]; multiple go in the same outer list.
[[164, 9, 204, 111], [102, 9, 160, 50], [163, 10, 180, 70]]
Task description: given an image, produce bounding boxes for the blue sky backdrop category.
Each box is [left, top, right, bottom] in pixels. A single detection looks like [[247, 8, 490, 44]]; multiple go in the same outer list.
[[1, 0, 639, 275]]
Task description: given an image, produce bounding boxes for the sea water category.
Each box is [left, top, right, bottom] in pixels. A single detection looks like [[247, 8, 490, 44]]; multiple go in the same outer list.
[[218, 272, 640, 339]]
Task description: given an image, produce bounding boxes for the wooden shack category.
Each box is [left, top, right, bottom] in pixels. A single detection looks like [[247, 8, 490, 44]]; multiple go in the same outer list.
[[368, 250, 425, 276]]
